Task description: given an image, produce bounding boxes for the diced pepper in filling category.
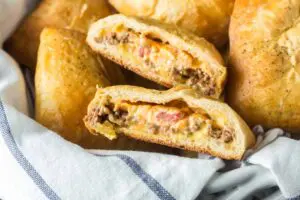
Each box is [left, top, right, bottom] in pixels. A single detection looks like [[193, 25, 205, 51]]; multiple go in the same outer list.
[[95, 27, 217, 96], [87, 96, 234, 143]]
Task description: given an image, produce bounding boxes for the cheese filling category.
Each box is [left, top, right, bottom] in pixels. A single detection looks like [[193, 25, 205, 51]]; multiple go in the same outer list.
[[86, 96, 234, 143], [94, 27, 216, 96]]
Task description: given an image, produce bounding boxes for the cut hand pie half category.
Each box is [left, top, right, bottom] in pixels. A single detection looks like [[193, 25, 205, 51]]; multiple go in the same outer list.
[[87, 14, 227, 99], [84, 86, 255, 160]]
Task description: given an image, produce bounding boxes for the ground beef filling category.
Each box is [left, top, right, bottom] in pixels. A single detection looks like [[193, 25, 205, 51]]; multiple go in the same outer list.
[[88, 98, 233, 143], [172, 68, 216, 96], [208, 126, 234, 143], [95, 32, 130, 45], [95, 30, 216, 96]]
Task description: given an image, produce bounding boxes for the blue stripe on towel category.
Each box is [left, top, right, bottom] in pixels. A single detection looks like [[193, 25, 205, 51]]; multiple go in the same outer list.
[[289, 196, 300, 200], [0, 101, 60, 200], [95, 154, 176, 200]]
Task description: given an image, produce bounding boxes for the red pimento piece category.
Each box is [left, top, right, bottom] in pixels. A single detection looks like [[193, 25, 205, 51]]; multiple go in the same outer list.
[[138, 46, 151, 57], [156, 112, 185, 123]]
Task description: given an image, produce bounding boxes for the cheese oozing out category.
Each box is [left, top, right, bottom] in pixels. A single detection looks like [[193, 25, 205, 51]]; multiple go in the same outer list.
[[94, 25, 217, 97]]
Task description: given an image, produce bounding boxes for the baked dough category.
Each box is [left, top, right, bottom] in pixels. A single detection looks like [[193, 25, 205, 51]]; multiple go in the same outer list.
[[35, 28, 173, 153], [109, 0, 235, 47], [35, 28, 110, 143], [227, 0, 300, 133], [87, 14, 227, 98], [84, 86, 255, 160], [5, 0, 112, 70]]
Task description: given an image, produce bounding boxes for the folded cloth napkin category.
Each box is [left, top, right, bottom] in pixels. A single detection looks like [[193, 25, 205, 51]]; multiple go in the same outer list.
[[0, 0, 300, 200]]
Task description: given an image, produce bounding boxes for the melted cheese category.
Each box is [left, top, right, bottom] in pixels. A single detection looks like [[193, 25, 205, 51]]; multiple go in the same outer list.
[[93, 96, 233, 147], [189, 124, 210, 141], [112, 100, 216, 138], [98, 26, 199, 83], [95, 121, 117, 140]]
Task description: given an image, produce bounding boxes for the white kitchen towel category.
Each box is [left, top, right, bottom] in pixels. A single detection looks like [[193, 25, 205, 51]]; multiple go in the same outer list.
[[0, 101, 225, 200], [0, 0, 300, 200]]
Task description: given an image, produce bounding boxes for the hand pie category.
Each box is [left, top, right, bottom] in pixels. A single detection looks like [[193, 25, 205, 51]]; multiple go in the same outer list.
[[35, 28, 110, 143], [227, 0, 300, 133], [109, 0, 235, 48], [5, 0, 112, 69], [84, 86, 255, 160], [35, 28, 172, 153], [87, 14, 227, 98]]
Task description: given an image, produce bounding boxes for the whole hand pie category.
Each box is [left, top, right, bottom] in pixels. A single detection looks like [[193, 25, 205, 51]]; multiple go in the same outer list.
[[227, 0, 300, 133], [35, 28, 111, 143], [87, 14, 227, 98], [84, 86, 255, 160], [5, 0, 113, 69], [109, 0, 235, 47]]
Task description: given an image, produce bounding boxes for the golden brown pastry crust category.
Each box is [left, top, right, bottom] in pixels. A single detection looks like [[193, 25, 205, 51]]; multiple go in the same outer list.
[[227, 0, 300, 133], [5, 0, 112, 69], [84, 86, 255, 160], [35, 28, 110, 143], [87, 14, 227, 99], [109, 0, 235, 48], [35, 28, 173, 153]]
